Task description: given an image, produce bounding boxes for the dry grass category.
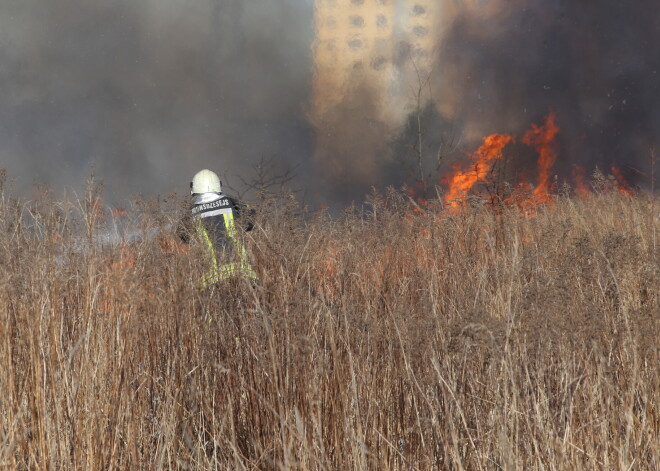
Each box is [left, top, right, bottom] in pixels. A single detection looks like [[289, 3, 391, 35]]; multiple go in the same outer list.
[[0, 177, 658, 470]]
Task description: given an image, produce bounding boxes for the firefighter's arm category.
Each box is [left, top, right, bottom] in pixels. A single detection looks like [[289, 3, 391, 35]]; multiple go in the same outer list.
[[176, 212, 193, 243], [243, 205, 256, 232], [231, 198, 255, 232]]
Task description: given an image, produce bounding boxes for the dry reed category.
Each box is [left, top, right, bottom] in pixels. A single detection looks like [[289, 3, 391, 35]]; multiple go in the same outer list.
[[0, 176, 658, 470]]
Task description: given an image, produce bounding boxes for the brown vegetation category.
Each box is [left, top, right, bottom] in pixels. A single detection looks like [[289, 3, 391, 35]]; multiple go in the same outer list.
[[0, 176, 658, 469]]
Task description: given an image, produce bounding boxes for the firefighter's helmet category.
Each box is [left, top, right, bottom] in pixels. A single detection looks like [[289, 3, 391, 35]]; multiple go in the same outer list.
[[191, 169, 221, 195]]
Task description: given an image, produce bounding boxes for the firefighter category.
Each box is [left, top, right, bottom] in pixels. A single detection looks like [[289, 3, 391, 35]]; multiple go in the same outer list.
[[179, 169, 257, 288]]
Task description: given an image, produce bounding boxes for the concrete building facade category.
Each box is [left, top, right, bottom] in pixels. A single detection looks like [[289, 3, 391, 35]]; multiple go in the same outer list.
[[312, 0, 442, 125]]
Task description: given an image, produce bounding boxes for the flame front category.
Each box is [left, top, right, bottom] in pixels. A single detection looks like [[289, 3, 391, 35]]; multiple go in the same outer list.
[[522, 112, 560, 204], [611, 165, 633, 195], [440, 112, 568, 211], [443, 133, 513, 208], [571, 166, 590, 199]]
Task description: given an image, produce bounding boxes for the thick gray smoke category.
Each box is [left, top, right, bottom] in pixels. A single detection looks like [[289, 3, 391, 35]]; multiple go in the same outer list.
[[316, 0, 659, 203], [433, 0, 660, 187], [1, 0, 657, 207], [0, 0, 314, 203]]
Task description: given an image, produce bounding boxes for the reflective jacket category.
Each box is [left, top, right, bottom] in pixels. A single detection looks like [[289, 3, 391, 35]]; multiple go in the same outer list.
[[180, 192, 257, 287]]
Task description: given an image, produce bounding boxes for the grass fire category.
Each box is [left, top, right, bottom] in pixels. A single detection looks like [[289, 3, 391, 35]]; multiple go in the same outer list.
[[0, 169, 657, 469], [1, 0, 658, 469]]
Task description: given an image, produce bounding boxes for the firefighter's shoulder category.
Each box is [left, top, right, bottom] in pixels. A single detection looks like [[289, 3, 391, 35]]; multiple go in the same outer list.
[[192, 197, 232, 215]]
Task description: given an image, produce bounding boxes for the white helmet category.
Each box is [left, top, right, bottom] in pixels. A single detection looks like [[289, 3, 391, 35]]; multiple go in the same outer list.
[[190, 169, 221, 195]]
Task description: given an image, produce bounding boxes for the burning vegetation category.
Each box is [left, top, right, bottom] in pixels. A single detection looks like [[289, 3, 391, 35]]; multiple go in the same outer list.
[[1, 1, 656, 206], [442, 133, 514, 209], [308, 1, 657, 205], [0, 0, 658, 468], [0, 174, 657, 468], [407, 111, 640, 214]]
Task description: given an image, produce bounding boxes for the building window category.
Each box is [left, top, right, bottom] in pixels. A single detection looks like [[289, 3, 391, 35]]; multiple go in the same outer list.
[[412, 5, 426, 16], [413, 26, 429, 37], [349, 16, 365, 28], [376, 15, 388, 29], [348, 38, 363, 50], [372, 57, 387, 71]]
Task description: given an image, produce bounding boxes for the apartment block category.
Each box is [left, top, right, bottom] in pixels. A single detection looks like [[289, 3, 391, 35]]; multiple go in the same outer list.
[[313, 0, 442, 123]]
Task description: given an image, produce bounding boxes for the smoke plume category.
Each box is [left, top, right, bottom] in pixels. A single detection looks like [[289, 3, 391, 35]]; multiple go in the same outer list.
[[1, 0, 657, 207], [434, 0, 659, 186], [0, 0, 314, 203]]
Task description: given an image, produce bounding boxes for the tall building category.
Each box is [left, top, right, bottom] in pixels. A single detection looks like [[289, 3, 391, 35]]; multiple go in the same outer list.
[[312, 0, 396, 121], [399, 1, 441, 76], [312, 0, 442, 126]]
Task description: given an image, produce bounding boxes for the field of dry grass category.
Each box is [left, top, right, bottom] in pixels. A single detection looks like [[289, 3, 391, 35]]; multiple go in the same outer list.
[[0, 176, 658, 469]]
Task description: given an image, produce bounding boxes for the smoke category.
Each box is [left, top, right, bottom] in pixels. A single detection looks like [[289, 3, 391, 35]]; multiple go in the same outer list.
[[434, 0, 660, 186], [1, 0, 657, 207], [311, 0, 659, 203], [312, 78, 395, 202], [0, 0, 315, 203]]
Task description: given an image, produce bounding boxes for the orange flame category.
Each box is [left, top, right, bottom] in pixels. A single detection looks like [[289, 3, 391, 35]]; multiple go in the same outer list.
[[611, 165, 633, 195], [522, 112, 560, 204], [571, 165, 590, 199], [443, 133, 513, 208]]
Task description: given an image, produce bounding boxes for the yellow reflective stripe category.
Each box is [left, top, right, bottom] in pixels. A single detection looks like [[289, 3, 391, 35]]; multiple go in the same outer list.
[[200, 263, 258, 287], [196, 219, 219, 283], [223, 212, 250, 264], [223, 212, 236, 238], [196, 212, 258, 288]]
